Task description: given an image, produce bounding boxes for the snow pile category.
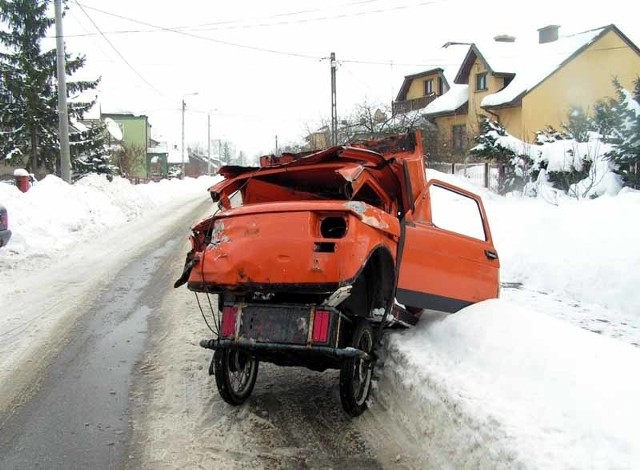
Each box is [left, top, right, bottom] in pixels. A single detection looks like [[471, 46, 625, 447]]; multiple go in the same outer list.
[[430, 167, 640, 317], [0, 174, 219, 266], [486, 190, 640, 315], [385, 301, 640, 468], [377, 171, 640, 467]]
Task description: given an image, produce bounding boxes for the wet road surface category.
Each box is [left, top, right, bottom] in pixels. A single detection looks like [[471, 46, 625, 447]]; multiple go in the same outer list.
[[0, 202, 207, 469]]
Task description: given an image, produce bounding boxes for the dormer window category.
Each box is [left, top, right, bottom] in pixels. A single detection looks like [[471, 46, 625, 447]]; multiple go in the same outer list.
[[424, 79, 434, 95], [476, 72, 488, 91]]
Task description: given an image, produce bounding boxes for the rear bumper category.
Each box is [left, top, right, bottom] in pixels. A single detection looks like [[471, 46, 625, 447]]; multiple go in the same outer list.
[[200, 338, 371, 360], [202, 302, 375, 366]]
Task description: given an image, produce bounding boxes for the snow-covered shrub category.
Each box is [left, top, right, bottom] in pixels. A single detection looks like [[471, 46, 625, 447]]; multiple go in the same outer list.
[[534, 107, 624, 198], [472, 117, 621, 199]]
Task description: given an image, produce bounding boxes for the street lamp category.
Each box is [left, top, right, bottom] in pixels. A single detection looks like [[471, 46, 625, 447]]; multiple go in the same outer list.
[[181, 92, 199, 178]]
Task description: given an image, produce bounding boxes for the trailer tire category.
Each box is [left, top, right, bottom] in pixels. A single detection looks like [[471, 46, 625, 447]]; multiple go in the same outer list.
[[214, 348, 259, 406], [339, 319, 374, 417]]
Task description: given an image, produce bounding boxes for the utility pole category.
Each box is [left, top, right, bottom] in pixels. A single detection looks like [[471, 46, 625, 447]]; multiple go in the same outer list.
[[275, 135, 278, 154], [330, 52, 337, 146], [181, 99, 186, 178], [181, 92, 198, 179], [207, 114, 211, 176], [54, 0, 71, 182]]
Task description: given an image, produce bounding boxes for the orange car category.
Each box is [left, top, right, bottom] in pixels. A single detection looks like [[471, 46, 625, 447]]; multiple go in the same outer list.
[[176, 131, 499, 416]]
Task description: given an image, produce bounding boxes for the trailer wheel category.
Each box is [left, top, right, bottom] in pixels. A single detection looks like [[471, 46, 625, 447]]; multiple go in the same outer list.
[[339, 319, 374, 417], [214, 348, 259, 406]]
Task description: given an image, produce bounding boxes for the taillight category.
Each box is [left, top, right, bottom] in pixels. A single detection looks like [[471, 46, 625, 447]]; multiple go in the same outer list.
[[221, 306, 237, 338], [312, 309, 330, 343]]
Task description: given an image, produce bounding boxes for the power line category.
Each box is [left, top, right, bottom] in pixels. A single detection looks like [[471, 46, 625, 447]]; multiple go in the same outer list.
[[68, 6, 118, 67], [62, 5, 631, 70], [71, 1, 453, 66], [167, 0, 384, 30], [73, 2, 324, 61], [70, 2, 458, 68], [65, 1, 438, 37], [62, 1, 431, 37], [73, 1, 165, 97], [188, 0, 439, 32]]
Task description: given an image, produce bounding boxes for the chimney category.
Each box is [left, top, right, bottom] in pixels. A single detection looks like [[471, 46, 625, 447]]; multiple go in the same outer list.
[[493, 34, 516, 43], [538, 25, 560, 44]]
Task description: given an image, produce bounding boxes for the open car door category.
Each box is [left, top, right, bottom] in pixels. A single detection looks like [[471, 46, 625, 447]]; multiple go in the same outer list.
[[396, 180, 500, 313]]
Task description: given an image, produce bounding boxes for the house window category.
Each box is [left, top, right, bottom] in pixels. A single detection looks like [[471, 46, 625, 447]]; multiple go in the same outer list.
[[452, 125, 467, 152], [424, 79, 434, 95], [476, 72, 488, 91], [437, 77, 444, 96]]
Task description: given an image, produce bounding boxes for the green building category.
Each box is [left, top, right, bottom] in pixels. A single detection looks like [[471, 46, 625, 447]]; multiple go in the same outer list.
[[101, 111, 152, 179]]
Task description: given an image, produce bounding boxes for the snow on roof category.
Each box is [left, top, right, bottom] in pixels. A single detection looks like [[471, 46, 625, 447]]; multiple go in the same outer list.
[[423, 84, 468, 115], [167, 146, 183, 164], [102, 109, 135, 116], [148, 145, 168, 154], [481, 27, 606, 107]]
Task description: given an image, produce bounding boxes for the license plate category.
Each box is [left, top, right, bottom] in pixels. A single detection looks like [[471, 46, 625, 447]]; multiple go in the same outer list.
[[240, 305, 311, 344]]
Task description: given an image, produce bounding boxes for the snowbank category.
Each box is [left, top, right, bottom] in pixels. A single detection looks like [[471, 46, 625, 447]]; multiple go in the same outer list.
[[485, 190, 640, 315], [0, 174, 220, 267], [429, 167, 640, 317], [384, 301, 640, 468]]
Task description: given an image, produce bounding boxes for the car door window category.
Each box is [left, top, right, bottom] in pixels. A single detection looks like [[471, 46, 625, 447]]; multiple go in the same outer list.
[[429, 184, 486, 241]]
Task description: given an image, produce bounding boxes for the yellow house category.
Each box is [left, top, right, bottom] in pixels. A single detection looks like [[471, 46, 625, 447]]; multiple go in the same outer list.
[[394, 24, 640, 160], [393, 43, 471, 158]]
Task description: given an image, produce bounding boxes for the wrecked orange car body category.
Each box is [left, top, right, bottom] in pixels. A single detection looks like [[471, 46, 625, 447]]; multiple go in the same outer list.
[[176, 131, 500, 416]]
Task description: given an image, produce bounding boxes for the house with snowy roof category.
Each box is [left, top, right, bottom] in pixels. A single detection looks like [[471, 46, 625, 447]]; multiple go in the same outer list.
[[393, 24, 640, 161], [100, 111, 152, 179]]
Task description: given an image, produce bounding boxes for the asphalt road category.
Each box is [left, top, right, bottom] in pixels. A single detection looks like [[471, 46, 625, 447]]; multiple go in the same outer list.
[[0, 197, 404, 469], [0, 200, 209, 470]]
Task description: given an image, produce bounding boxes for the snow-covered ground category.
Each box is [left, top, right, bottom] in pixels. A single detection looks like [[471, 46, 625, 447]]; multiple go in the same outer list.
[[0, 174, 219, 271], [1, 171, 640, 467]]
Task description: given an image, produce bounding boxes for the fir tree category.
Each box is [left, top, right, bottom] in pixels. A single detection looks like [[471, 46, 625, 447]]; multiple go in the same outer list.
[[470, 117, 533, 193], [562, 106, 592, 143], [596, 77, 640, 188], [0, 0, 105, 175], [71, 121, 117, 177]]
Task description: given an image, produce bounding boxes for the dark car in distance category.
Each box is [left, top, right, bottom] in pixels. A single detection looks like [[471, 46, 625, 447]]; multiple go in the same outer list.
[[0, 204, 11, 248]]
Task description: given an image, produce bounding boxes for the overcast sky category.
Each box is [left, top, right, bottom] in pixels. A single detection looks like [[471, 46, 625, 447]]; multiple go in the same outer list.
[[53, 0, 639, 158]]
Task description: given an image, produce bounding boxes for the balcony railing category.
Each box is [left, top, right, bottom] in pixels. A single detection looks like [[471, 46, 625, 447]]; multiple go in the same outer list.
[[392, 94, 437, 115]]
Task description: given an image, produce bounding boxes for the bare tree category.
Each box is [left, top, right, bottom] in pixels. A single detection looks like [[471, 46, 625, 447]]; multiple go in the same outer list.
[[113, 143, 145, 178], [303, 100, 430, 150]]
